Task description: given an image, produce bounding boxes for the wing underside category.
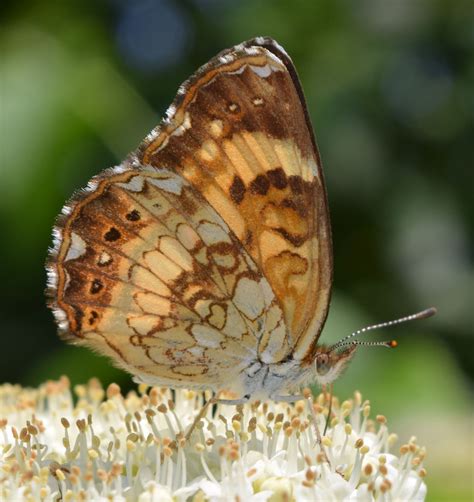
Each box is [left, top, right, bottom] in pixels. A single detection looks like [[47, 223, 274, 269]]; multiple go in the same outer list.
[[138, 38, 332, 360], [48, 38, 333, 388], [48, 167, 286, 388]]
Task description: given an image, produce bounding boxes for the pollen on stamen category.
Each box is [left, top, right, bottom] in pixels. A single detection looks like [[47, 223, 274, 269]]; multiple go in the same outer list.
[[0, 381, 428, 501]]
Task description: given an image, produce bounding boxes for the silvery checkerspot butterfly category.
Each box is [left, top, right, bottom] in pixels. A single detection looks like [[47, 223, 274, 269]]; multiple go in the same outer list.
[[47, 38, 435, 405]]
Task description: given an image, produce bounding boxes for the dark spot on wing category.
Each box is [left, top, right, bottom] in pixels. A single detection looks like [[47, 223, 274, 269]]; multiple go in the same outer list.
[[90, 279, 104, 294], [126, 209, 141, 221], [267, 167, 288, 189], [249, 174, 270, 195], [88, 310, 98, 326], [230, 175, 246, 204], [104, 227, 121, 242], [288, 175, 304, 194]]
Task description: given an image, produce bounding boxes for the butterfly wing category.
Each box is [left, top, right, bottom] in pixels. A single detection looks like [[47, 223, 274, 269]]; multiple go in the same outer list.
[[48, 167, 287, 389], [138, 38, 332, 361], [48, 38, 332, 388]]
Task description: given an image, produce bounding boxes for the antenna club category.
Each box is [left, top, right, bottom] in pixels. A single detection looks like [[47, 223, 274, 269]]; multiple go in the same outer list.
[[421, 307, 437, 319], [389, 340, 398, 348]]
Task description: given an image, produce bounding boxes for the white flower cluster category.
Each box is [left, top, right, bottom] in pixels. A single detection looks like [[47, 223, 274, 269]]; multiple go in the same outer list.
[[0, 378, 427, 501]]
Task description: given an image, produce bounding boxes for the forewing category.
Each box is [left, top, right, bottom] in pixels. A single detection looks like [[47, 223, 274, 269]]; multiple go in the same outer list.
[[47, 167, 287, 388], [138, 38, 332, 360]]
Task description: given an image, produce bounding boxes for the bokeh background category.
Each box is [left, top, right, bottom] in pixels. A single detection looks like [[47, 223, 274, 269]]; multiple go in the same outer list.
[[1, 1, 472, 499]]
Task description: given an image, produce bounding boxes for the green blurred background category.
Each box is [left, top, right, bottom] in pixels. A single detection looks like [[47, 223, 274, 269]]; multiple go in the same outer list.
[[1, 1, 472, 499]]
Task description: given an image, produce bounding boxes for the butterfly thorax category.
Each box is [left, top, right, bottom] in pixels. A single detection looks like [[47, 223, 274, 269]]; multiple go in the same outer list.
[[234, 357, 311, 400]]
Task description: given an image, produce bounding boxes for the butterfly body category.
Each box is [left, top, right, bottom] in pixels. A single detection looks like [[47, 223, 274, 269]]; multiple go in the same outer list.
[[48, 38, 359, 399]]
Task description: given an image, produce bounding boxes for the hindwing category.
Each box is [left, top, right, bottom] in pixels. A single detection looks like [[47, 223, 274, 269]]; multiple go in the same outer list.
[[48, 167, 287, 388]]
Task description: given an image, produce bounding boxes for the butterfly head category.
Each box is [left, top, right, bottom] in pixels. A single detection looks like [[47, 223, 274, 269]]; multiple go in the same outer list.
[[313, 344, 358, 386]]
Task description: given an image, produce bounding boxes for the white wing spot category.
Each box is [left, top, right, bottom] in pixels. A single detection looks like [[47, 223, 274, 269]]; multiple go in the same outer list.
[[98, 251, 112, 266], [191, 324, 225, 349], [233, 277, 265, 321], [117, 175, 145, 192], [252, 97, 264, 106], [308, 157, 319, 178], [148, 176, 183, 195], [197, 221, 232, 246], [111, 163, 129, 174], [250, 64, 272, 78], [65, 232, 87, 261]]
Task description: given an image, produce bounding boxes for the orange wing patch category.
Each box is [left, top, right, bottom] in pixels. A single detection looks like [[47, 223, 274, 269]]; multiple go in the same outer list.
[[139, 42, 332, 361]]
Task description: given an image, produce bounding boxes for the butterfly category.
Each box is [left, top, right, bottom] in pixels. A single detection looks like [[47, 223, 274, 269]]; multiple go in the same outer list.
[[47, 37, 435, 405]]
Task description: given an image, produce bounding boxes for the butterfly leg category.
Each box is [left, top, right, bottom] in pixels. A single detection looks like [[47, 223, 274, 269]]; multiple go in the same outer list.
[[185, 394, 219, 442], [185, 394, 251, 441], [216, 394, 251, 405], [271, 392, 331, 465], [303, 390, 331, 466], [270, 393, 304, 403]]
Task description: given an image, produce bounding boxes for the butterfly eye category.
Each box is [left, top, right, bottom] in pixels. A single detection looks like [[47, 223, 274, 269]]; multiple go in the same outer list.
[[316, 353, 330, 375]]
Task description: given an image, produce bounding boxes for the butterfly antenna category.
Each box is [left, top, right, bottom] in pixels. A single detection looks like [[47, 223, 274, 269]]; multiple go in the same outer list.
[[330, 307, 437, 351]]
